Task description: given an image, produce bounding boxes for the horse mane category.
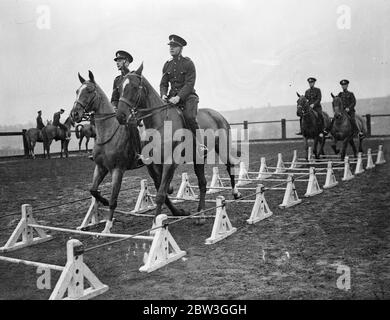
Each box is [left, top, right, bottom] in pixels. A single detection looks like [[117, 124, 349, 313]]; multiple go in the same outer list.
[[141, 75, 165, 108]]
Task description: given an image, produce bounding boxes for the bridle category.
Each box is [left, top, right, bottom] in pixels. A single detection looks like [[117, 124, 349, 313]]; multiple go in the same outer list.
[[74, 85, 116, 121], [119, 74, 174, 126], [297, 97, 311, 116]]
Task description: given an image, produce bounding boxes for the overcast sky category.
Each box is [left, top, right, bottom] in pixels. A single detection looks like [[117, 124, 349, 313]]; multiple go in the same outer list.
[[0, 0, 389, 124]]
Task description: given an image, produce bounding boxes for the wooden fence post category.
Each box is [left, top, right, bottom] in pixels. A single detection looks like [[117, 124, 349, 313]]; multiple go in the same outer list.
[[243, 120, 249, 141], [281, 119, 286, 140], [365, 114, 371, 137], [22, 129, 29, 157]]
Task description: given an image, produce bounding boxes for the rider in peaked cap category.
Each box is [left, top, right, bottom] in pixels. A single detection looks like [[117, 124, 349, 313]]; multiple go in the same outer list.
[[111, 50, 133, 111], [167, 34, 187, 47]]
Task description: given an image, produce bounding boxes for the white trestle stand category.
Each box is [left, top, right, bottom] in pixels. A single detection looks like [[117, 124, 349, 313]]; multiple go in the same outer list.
[[207, 167, 225, 194], [130, 179, 157, 214], [173, 173, 198, 203], [274, 153, 286, 174], [257, 157, 272, 180], [376, 145, 386, 165], [304, 167, 323, 197], [354, 153, 365, 175], [246, 185, 273, 224], [342, 156, 355, 181], [236, 162, 251, 187], [0, 239, 109, 300], [140, 214, 186, 273], [289, 150, 298, 169], [323, 162, 339, 189], [0, 204, 53, 253], [278, 175, 302, 208], [205, 196, 237, 245], [366, 149, 375, 169]]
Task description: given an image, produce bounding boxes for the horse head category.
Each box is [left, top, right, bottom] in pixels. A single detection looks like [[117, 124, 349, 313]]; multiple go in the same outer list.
[[71, 71, 100, 123], [116, 63, 148, 126], [296, 92, 310, 117], [331, 93, 344, 120]]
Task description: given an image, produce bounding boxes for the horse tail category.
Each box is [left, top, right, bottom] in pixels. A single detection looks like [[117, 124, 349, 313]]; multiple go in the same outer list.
[[75, 124, 83, 139]]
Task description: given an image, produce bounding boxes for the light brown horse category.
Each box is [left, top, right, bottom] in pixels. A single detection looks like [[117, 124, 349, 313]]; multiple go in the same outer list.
[[116, 64, 242, 223], [75, 123, 96, 152], [41, 117, 74, 158], [25, 128, 44, 159], [330, 93, 367, 159], [71, 71, 147, 233]]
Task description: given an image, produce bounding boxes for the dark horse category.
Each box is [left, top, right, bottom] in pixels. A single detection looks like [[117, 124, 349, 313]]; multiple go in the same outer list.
[[25, 128, 44, 159], [75, 121, 96, 152], [296, 93, 331, 159], [330, 93, 367, 160], [41, 117, 74, 158], [115, 64, 242, 222]]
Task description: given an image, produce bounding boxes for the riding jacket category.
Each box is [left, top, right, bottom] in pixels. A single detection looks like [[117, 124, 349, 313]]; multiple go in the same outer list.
[[160, 55, 197, 102], [304, 87, 322, 110], [111, 67, 130, 108], [36, 115, 44, 130], [338, 90, 356, 113]]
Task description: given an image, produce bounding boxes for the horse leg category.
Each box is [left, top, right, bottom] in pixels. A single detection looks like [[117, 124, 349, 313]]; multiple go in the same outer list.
[[47, 139, 52, 159], [319, 134, 326, 156], [60, 141, 64, 158], [86, 137, 89, 153], [340, 137, 349, 160], [313, 136, 319, 159], [79, 135, 82, 151], [102, 168, 124, 234], [304, 137, 309, 160], [65, 140, 69, 158], [349, 138, 357, 158], [358, 136, 364, 153], [193, 163, 207, 224], [90, 165, 109, 206], [331, 139, 339, 154], [154, 164, 178, 218]]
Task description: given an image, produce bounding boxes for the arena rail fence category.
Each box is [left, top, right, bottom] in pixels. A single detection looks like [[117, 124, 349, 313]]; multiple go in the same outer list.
[[0, 113, 389, 159]]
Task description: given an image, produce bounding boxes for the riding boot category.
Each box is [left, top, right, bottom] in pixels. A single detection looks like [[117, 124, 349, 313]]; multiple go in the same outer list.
[[349, 114, 362, 137], [187, 119, 207, 160]]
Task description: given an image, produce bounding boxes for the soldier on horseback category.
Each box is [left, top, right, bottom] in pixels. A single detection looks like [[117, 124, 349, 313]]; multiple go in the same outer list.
[[297, 77, 327, 136], [53, 109, 70, 140], [336, 80, 364, 137], [160, 34, 207, 155], [111, 50, 133, 112], [36, 110, 44, 130]]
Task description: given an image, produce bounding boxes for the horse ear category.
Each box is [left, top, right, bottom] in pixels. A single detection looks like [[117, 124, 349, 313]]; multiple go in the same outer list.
[[296, 92, 301, 98], [135, 62, 144, 76], [78, 73, 86, 84], [88, 70, 95, 83], [331, 93, 335, 99]]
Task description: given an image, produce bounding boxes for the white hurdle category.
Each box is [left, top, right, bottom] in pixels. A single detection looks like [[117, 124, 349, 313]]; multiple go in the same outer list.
[[1, 205, 186, 273], [207, 167, 225, 194], [246, 185, 273, 224], [205, 196, 237, 245], [354, 153, 365, 175], [323, 162, 339, 189], [173, 172, 198, 203], [0, 239, 109, 300], [342, 156, 354, 181], [366, 148, 375, 169], [277, 175, 302, 209], [376, 145, 386, 165]]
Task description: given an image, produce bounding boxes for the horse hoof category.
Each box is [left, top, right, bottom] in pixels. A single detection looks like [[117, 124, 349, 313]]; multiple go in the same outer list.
[[233, 192, 243, 200]]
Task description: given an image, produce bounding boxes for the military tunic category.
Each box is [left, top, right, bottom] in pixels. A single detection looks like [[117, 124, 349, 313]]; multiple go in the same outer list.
[[338, 90, 356, 114], [52, 112, 61, 126], [111, 68, 130, 108], [36, 115, 44, 130], [304, 87, 322, 111], [160, 55, 197, 102]]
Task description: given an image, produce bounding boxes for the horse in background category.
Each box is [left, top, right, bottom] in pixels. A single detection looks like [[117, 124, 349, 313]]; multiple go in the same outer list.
[[330, 93, 367, 159], [75, 119, 96, 153], [296, 93, 331, 159], [42, 116, 74, 158], [25, 128, 45, 159]]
